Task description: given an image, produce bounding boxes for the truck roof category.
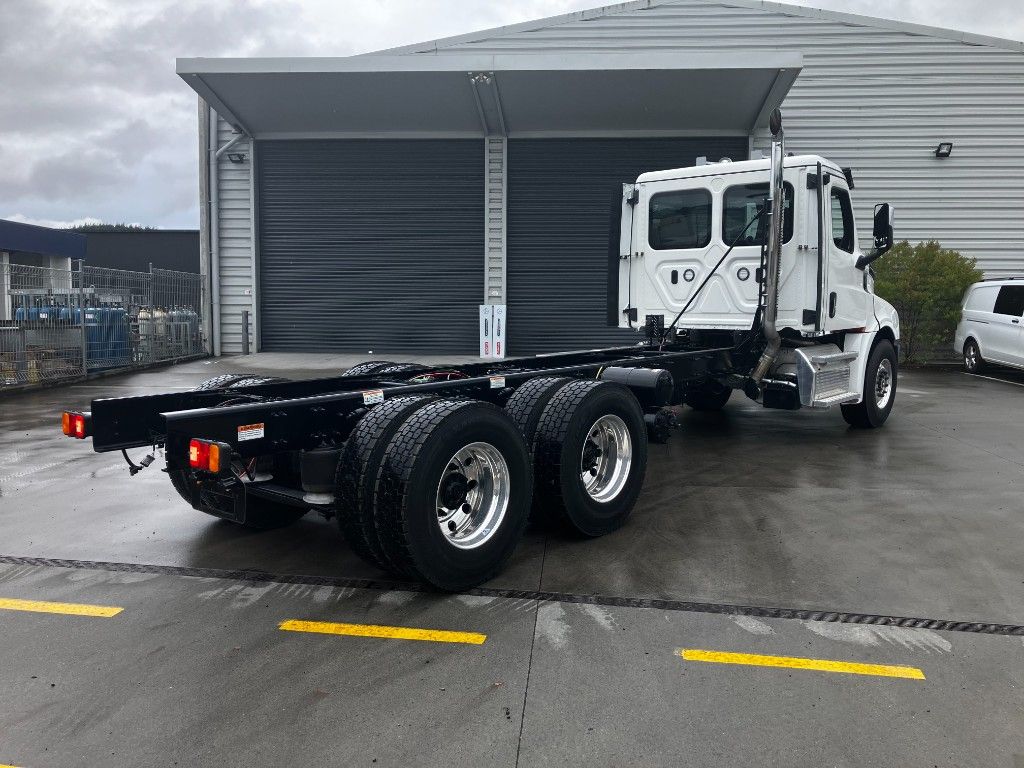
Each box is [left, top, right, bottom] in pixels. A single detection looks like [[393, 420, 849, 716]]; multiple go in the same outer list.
[[637, 154, 844, 184]]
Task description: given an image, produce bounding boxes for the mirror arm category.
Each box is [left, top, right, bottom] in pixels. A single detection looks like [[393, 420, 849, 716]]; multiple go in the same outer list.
[[856, 240, 892, 270]]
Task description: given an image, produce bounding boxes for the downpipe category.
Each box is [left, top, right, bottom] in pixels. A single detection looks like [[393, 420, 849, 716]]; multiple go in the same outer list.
[[207, 114, 245, 358], [750, 109, 786, 390]]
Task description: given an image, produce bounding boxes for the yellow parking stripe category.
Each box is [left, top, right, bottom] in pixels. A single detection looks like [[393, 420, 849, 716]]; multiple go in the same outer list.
[[0, 597, 123, 618], [679, 648, 924, 680], [279, 619, 486, 645]]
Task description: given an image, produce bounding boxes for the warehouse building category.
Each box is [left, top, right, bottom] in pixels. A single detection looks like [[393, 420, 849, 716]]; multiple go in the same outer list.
[[179, 0, 1024, 356], [83, 230, 200, 274]]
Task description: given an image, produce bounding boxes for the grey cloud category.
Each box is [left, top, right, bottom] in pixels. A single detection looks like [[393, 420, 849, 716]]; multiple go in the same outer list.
[[2, 0, 1022, 228]]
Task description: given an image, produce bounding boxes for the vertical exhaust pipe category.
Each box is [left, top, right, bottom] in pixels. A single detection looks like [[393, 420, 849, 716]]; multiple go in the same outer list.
[[751, 108, 786, 387]]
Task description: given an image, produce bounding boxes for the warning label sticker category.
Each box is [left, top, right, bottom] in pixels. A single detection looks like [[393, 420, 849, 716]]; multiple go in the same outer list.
[[362, 389, 385, 405], [489, 376, 506, 389], [237, 423, 265, 441]]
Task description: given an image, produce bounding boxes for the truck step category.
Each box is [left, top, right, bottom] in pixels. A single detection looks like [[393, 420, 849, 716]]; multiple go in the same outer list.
[[795, 344, 859, 408]]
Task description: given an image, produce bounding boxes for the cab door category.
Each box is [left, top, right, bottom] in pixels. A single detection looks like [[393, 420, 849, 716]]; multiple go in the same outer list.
[[823, 183, 870, 331]]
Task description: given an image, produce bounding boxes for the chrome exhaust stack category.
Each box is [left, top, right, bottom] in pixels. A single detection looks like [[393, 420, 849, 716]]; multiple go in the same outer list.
[[750, 108, 786, 388]]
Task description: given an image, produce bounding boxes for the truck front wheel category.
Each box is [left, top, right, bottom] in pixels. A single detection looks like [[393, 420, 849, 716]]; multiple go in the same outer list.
[[532, 380, 648, 536], [841, 339, 897, 429]]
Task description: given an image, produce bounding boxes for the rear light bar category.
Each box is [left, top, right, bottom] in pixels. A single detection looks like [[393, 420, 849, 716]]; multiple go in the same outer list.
[[61, 411, 91, 439], [189, 438, 231, 475]]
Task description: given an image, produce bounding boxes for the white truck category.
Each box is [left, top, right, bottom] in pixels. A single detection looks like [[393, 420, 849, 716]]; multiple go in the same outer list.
[[613, 108, 899, 425], [61, 111, 899, 590]]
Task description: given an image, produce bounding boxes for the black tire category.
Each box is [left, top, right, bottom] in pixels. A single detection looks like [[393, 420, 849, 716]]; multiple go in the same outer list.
[[841, 339, 897, 429], [192, 373, 252, 391], [685, 382, 732, 411], [373, 399, 532, 591], [533, 380, 648, 537], [227, 376, 289, 388], [167, 467, 307, 530], [342, 360, 396, 377], [963, 339, 986, 373], [335, 395, 437, 571], [373, 363, 429, 377], [504, 377, 573, 450]]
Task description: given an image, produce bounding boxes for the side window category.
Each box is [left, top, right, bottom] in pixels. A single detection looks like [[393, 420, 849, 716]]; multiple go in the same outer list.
[[993, 285, 1024, 317], [648, 189, 712, 250], [722, 182, 794, 245], [965, 285, 998, 312], [830, 187, 856, 254]]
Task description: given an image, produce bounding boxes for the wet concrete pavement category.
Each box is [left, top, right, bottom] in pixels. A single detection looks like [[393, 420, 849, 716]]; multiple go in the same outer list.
[[1, 360, 1023, 766]]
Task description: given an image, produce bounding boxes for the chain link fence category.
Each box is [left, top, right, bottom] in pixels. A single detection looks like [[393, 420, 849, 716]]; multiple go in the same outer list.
[[1, 261, 206, 389]]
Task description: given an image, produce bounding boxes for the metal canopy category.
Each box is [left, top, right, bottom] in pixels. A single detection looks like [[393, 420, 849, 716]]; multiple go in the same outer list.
[[176, 52, 801, 139]]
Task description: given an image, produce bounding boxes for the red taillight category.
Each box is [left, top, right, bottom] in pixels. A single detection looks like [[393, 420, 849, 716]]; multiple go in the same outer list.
[[61, 411, 89, 439], [189, 439, 227, 474]]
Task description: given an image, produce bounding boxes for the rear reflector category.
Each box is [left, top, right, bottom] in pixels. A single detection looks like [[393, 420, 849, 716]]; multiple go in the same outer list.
[[188, 438, 229, 474], [61, 411, 90, 439]]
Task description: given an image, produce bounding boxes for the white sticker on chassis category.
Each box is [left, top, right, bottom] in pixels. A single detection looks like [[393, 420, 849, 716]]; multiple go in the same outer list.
[[237, 423, 265, 441]]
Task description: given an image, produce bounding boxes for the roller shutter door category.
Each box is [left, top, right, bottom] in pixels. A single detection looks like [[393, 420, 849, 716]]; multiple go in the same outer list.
[[257, 140, 483, 353], [506, 138, 748, 355]]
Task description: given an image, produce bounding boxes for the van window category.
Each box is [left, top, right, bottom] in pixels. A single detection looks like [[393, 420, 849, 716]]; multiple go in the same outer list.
[[722, 182, 794, 246], [993, 285, 1024, 317], [830, 188, 856, 253], [965, 285, 999, 312], [648, 189, 712, 250]]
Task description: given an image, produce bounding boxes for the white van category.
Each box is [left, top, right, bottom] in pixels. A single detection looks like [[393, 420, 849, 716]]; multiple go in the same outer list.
[[954, 278, 1024, 372]]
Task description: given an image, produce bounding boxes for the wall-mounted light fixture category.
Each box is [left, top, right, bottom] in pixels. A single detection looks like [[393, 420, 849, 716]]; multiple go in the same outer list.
[[227, 152, 247, 164], [934, 142, 953, 158]]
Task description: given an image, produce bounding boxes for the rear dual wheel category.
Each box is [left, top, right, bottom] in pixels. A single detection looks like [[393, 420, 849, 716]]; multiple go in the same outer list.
[[530, 380, 648, 537], [338, 398, 531, 591]]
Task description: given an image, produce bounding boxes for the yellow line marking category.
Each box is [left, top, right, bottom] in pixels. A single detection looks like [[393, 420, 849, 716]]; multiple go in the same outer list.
[[279, 619, 486, 645], [0, 597, 123, 618], [679, 649, 925, 680]]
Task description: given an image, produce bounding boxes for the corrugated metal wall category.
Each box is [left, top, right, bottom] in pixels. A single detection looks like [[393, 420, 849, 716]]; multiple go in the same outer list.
[[403, 0, 1024, 277], [506, 137, 747, 354], [256, 139, 484, 354], [214, 115, 256, 354]]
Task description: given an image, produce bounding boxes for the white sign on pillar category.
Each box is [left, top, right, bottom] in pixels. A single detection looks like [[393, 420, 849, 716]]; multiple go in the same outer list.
[[492, 304, 506, 359], [479, 304, 494, 358]]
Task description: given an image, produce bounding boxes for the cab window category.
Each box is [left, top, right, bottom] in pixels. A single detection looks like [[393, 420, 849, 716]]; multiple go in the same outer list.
[[722, 182, 794, 245], [830, 187, 856, 253], [648, 189, 712, 250]]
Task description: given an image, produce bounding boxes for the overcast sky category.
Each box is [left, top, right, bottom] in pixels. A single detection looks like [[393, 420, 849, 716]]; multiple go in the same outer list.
[[2, 0, 1022, 230]]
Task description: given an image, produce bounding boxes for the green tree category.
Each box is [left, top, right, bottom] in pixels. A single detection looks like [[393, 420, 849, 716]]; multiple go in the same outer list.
[[873, 240, 982, 362], [66, 223, 158, 232]]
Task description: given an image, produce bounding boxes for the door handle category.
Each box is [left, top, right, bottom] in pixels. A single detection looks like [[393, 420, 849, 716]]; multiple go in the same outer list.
[[1013, 318, 1020, 324]]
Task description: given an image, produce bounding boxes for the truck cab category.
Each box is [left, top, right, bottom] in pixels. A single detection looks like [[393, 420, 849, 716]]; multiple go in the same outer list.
[[616, 154, 895, 338], [614, 137, 899, 428]]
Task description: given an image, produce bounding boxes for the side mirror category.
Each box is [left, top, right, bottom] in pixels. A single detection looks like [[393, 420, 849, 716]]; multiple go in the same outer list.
[[856, 203, 894, 269]]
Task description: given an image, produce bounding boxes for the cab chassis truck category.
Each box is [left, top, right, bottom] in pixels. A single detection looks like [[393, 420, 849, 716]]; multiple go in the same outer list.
[[60, 112, 900, 591]]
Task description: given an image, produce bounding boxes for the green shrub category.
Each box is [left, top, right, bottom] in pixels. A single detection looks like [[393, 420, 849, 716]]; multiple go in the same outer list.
[[873, 240, 982, 363]]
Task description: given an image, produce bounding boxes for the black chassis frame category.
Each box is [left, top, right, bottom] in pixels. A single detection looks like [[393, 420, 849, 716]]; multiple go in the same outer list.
[[89, 335, 759, 472]]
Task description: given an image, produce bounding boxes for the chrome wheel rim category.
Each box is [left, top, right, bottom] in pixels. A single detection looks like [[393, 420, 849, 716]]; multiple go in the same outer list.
[[435, 442, 510, 550], [580, 415, 632, 503], [965, 344, 978, 371], [874, 358, 894, 409]]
